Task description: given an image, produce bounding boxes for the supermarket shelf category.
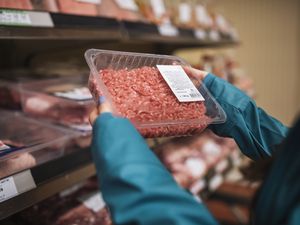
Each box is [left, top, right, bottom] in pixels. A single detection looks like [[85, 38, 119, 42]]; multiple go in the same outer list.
[[0, 11, 122, 40], [121, 20, 237, 47], [0, 26, 122, 40], [0, 9, 238, 47], [0, 139, 161, 220], [0, 148, 96, 220]]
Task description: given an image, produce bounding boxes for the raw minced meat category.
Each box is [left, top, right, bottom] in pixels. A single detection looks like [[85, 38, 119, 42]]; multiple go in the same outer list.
[[89, 66, 210, 137]]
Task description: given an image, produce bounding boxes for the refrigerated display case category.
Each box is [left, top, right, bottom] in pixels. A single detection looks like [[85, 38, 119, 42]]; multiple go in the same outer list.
[[0, 0, 240, 221], [20, 76, 94, 132]]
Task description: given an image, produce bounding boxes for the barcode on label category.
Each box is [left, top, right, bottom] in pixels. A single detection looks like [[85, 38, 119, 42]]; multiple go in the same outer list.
[[190, 93, 201, 98]]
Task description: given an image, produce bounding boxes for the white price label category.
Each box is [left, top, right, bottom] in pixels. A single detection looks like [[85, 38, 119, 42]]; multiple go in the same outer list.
[[76, 0, 102, 4], [157, 65, 204, 102], [54, 87, 93, 101], [179, 3, 191, 23], [0, 10, 31, 26], [158, 22, 179, 37], [150, 0, 166, 18], [78, 191, 106, 213], [209, 30, 220, 41], [115, 0, 138, 11], [0, 177, 18, 203], [194, 29, 206, 40], [195, 5, 206, 24]]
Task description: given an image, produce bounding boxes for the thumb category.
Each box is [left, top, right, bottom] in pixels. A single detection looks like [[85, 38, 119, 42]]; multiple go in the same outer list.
[[97, 96, 112, 114], [89, 96, 113, 125], [183, 66, 208, 80]]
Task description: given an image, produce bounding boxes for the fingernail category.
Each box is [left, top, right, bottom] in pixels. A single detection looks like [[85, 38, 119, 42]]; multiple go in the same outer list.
[[98, 96, 106, 105]]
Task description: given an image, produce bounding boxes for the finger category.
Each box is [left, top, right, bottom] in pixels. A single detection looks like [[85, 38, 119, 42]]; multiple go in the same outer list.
[[97, 96, 112, 114], [183, 66, 208, 80], [89, 108, 99, 125]]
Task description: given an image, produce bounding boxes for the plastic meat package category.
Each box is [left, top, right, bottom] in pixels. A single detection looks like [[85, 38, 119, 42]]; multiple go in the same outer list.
[[20, 177, 113, 225], [97, 0, 143, 22], [0, 80, 22, 110], [156, 131, 236, 189], [0, 110, 78, 178], [85, 49, 226, 138], [0, 71, 61, 110], [166, 0, 196, 29], [20, 76, 94, 132], [0, 0, 33, 10], [56, 0, 99, 16], [31, 0, 59, 12], [135, 0, 170, 24]]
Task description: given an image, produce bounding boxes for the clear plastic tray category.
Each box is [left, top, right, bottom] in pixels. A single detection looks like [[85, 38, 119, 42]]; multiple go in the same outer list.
[[0, 72, 60, 110], [0, 110, 79, 178], [85, 49, 226, 137], [20, 76, 94, 132], [0, 80, 22, 110]]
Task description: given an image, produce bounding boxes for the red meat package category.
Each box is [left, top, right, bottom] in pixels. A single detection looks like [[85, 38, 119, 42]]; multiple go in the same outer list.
[[0, 0, 33, 10], [85, 49, 226, 138], [20, 177, 113, 225], [56, 0, 98, 16]]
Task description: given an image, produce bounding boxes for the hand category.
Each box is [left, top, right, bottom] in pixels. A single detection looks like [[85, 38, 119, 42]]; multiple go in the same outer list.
[[184, 67, 208, 80], [89, 96, 113, 125]]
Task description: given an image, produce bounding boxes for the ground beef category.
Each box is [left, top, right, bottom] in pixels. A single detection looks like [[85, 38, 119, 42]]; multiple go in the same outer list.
[[89, 66, 210, 137]]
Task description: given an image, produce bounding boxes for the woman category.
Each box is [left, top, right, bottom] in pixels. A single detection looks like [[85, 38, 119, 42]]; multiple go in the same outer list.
[[89, 69, 299, 225]]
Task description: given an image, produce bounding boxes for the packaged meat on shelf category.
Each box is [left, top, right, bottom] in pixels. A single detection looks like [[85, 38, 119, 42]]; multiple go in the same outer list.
[[210, 12, 237, 38], [0, 71, 58, 110], [194, 1, 214, 30], [85, 49, 226, 138], [193, 52, 255, 98], [20, 75, 94, 132], [97, 0, 144, 22], [56, 0, 99, 16], [0, 0, 33, 10], [166, 0, 196, 29], [30, 0, 59, 12], [135, 0, 170, 25], [156, 130, 236, 190], [0, 110, 81, 179], [19, 177, 113, 225], [0, 80, 22, 110]]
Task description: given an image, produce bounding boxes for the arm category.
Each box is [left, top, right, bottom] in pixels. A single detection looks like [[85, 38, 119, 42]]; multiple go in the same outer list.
[[92, 113, 219, 225], [203, 74, 289, 160]]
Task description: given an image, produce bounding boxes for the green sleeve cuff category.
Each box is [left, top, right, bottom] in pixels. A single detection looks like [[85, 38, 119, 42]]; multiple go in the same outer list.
[[203, 73, 217, 88]]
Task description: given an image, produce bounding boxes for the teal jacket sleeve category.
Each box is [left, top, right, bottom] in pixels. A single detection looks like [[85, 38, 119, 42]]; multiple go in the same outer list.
[[92, 113, 219, 225], [203, 74, 289, 160]]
